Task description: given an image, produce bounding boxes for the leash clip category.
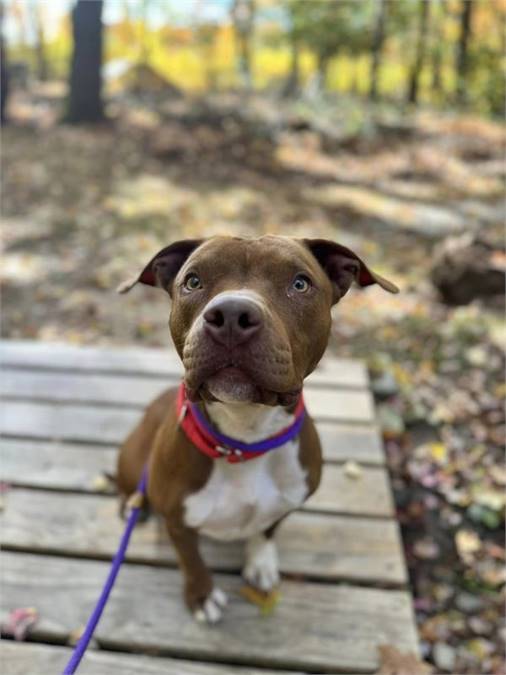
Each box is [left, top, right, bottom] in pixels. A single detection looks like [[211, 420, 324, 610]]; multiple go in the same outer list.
[[126, 490, 144, 511]]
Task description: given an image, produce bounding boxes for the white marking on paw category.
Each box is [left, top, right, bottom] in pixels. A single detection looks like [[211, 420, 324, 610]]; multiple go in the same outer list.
[[203, 597, 222, 623], [194, 609, 207, 623], [243, 534, 280, 591], [193, 588, 227, 624], [211, 587, 228, 608]]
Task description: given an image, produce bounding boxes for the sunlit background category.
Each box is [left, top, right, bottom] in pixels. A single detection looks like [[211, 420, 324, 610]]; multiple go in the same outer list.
[[1, 0, 504, 109], [1, 1, 505, 673]]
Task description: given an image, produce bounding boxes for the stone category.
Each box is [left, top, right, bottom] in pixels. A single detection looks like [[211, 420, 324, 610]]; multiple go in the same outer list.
[[455, 592, 483, 614], [433, 642, 456, 672]]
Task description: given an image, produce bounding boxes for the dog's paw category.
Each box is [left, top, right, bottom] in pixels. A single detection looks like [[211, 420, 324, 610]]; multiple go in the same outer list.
[[243, 535, 280, 592], [193, 587, 228, 625]]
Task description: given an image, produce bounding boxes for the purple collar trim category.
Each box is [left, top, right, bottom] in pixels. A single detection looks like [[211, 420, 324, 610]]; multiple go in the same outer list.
[[189, 398, 306, 455]]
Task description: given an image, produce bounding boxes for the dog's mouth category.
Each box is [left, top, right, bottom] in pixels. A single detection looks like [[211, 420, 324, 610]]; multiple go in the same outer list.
[[203, 365, 259, 403], [182, 333, 301, 406], [186, 364, 301, 407]]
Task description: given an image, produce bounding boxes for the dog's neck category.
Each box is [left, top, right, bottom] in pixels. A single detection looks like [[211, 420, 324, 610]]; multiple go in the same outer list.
[[205, 401, 294, 443]]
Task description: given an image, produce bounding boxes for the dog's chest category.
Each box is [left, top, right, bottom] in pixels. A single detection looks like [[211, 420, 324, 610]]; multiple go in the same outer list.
[[184, 440, 307, 541]]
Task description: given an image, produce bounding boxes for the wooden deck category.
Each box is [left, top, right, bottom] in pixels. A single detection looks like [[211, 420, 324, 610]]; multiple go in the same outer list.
[[0, 340, 418, 674]]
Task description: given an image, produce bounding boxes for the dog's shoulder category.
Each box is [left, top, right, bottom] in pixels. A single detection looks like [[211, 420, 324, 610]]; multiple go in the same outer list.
[[148, 389, 214, 518]]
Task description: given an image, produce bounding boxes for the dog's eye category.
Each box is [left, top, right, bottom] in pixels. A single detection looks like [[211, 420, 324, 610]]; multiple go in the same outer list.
[[292, 274, 311, 293], [184, 273, 202, 291]]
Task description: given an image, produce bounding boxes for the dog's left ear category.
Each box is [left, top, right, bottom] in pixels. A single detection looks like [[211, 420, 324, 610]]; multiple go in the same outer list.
[[117, 239, 204, 296], [304, 238, 399, 303]]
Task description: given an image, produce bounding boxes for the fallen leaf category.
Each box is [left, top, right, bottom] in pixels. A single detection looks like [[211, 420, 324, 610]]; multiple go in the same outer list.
[[465, 346, 488, 367], [466, 638, 495, 660], [3, 607, 38, 641], [455, 529, 481, 563], [239, 585, 280, 616], [90, 473, 116, 493], [68, 626, 85, 646], [429, 442, 448, 464], [413, 538, 440, 560], [344, 460, 363, 480], [489, 464, 506, 486], [473, 488, 505, 512]]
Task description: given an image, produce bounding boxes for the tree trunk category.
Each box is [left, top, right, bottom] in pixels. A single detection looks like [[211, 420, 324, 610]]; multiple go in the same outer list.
[[231, 0, 255, 90], [455, 0, 474, 104], [407, 0, 430, 104], [66, 0, 104, 124], [32, 1, 48, 81], [316, 52, 329, 92], [239, 33, 252, 88], [283, 24, 300, 97], [369, 0, 388, 101], [0, 3, 9, 124], [139, 0, 150, 67], [430, 0, 445, 94]]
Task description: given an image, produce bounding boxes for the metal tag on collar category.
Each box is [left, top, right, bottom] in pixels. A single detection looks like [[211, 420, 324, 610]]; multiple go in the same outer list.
[[216, 445, 232, 457], [177, 403, 188, 425]]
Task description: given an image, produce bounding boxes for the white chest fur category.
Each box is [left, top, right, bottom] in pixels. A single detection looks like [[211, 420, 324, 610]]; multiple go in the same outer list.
[[183, 403, 308, 541]]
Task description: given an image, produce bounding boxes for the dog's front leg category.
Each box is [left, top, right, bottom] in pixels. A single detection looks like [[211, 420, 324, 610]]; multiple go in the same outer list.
[[166, 520, 227, 623], [243, 530, 280, 592]]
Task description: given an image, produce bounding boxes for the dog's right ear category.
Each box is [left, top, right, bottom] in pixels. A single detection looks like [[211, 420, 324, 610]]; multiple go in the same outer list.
[[117, 239, 204, 296]]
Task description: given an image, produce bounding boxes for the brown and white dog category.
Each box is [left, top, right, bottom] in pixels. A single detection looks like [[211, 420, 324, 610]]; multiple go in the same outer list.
[[117, 235, 397, 624]]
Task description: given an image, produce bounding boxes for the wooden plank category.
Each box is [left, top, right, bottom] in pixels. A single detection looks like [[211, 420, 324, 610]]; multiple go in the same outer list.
[[0, 428, 383, 504], [0, 552, 419, 673], [0, 439, 118, 491], [0, 398, 377, 449], [0, 371, 374, 423], [309, 463, 392, 516], [317, 423, 383, 464], [0, 340, 368, 388], [0, 401, 139, 445], [0, 436, 391, 518], [1, 641, 300, 675], [0, 488, 405, 586]]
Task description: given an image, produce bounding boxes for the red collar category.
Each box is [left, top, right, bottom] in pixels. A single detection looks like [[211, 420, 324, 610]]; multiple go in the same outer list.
[[176, 383, 305, 463]]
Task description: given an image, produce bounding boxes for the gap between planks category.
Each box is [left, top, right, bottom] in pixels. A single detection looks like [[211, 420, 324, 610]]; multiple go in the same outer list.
[[0, 399, 377, 451], [0, 421, 384, 467], [1, 551, 419, 674], [0, 487, 406, 587], [1, 641, 306, 675], [0, 445, 394, 518]]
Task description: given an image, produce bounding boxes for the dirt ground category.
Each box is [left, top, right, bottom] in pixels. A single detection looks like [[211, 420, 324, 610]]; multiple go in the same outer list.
[[2, 89, 505, 674]]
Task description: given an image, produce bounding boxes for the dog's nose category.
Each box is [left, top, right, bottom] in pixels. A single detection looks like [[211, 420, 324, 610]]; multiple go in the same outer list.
[[203, 297, 262, 347]]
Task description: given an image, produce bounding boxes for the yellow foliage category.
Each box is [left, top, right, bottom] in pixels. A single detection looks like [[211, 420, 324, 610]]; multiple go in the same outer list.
[[8, 3, 503, 108], [429, 443, 448, 465]]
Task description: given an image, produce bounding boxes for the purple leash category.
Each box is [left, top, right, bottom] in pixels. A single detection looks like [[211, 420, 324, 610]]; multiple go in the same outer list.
[[61, 394, 304, 672], [62, 467, 148, 675]]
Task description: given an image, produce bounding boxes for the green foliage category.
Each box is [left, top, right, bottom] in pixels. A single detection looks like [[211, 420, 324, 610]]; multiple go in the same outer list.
[[285, 0, 374, 61]]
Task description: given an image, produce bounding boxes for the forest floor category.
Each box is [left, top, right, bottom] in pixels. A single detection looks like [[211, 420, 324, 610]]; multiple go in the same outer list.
[[2, 87, 505, 674]]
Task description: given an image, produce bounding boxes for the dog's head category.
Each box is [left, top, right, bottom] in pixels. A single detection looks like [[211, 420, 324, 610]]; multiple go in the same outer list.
[[120, 236, 398, 405]]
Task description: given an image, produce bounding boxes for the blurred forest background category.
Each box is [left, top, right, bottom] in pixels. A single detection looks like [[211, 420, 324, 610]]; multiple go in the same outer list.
[[1, 1, 505, 674]]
